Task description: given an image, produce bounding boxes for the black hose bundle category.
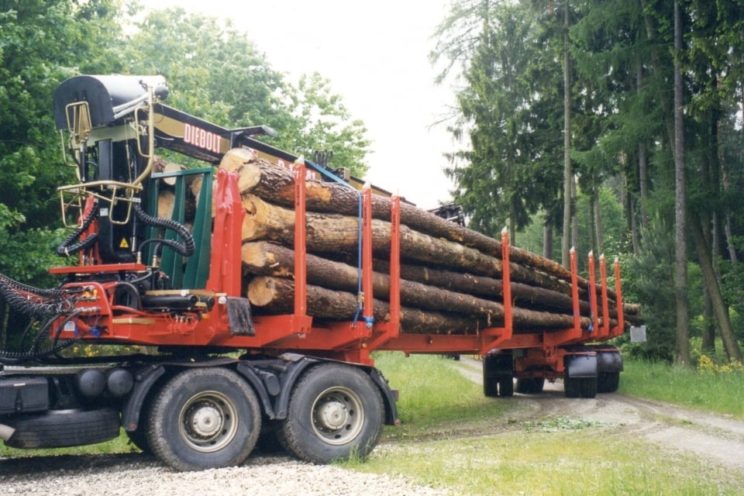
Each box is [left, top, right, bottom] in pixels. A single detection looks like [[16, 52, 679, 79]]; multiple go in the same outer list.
[[0, 273, 71, 316], [56, 205, 99, 256], [134, 204, 195, 258], [0, 274, 80, 364]]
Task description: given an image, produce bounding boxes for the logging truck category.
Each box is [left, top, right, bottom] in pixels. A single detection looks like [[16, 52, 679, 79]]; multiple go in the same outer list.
[[0, 75, 634, 471]]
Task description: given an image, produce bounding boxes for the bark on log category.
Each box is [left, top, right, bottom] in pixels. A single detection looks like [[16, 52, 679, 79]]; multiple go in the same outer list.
[[241, 195, 573, 296], [244, 241, 589, 316], [221, 148, 604, 294], [248, 276, 482, 333], [373, 259, 590, 314], [247, 276, 589, 333]]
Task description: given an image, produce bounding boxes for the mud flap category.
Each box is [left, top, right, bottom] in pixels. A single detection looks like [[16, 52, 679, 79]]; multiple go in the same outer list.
[[228, 297, 254, 335], [597, 350, 623, 373], [565, 353, 598, 378]]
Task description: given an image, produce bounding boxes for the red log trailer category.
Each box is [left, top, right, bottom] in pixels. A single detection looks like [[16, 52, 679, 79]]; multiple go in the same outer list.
[[0, 75, 626, 470]]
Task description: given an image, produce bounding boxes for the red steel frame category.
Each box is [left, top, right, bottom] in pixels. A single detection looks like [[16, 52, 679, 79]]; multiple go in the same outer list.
[[54, 164, 626, 369]]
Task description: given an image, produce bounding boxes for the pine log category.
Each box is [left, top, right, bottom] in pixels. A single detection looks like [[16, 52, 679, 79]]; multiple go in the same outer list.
[[221, 148, 604, 294], [373, 259, 590, 314], [243, 241, 591, 318], [241, 194, 573, 296], [248, 276, 481, 333], [247, 276, 589, 333]]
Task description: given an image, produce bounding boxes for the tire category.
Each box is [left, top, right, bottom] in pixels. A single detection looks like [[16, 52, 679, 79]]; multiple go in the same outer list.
[[532, 378, 545, 393], [564, 376, 580, 398], [516, 378, 545, 394], [597, 372, 620, 393], [498, 376, 514, 397], [579, 377, 598, 399], [483, 375, 499, 398], [6, 408, 119, 449], [278, 364, 384, 464], [146, 367, 261, 471]]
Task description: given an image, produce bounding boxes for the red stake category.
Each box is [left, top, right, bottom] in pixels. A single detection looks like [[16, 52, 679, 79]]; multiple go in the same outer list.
[[388, 195, 401, 337], [614, 258, 625, 337], [362, 185, 374, 327], [588, 251, 598, 337], [501, 229, 513, 340], [570, 248, 580, 333], [600, 255, 610, 337], [293, 160, 307, 323]]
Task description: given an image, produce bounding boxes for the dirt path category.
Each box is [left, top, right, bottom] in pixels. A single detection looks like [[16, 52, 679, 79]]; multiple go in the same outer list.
[[455, 356, 744, 471]]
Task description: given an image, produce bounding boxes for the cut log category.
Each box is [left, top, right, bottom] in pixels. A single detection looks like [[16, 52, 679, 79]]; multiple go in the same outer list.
[[248, 276, 482, 333], [221, 148, 603, 294], [246, 271, 590, 331], [373, 259, 590, 314], [241, 195, 573, 296], [243, 241, 590, 318]]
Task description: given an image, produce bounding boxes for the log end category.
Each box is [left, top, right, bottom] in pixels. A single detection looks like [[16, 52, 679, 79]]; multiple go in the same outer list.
[[247, 276, 282, 307]]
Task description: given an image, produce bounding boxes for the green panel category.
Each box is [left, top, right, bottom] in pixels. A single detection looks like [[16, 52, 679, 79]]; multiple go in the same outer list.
[[183, 170, 213, 289], [144, 168, 213, 289], [159, 177, 186, 288]]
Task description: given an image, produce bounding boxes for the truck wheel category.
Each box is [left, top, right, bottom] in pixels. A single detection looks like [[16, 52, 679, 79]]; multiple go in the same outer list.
[[497, 376, 514, 397], [579, 377, 598, 398], [516, 378, 544, 394], [278, 364, 383, 464], [564, 377, 580, 398], [146, 367, 261, 471], [483, 376, 499, 398], [597, 372, 619, 393]]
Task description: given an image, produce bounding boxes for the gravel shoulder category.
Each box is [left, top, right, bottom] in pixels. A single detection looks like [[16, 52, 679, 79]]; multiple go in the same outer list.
[[0, 452, 445, 496], [455, 356, 744, 471]]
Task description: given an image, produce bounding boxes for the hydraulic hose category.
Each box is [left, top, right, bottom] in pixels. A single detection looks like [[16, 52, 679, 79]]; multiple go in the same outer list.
[[56, 204, 99, 257], [0, 274, 70, 316], [134, 204, 195, 258]]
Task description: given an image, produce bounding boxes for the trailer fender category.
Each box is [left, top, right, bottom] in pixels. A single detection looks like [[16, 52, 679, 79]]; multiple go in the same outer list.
[[236, 363, 278, 419], [273, 356, 318, 419], [367, 367, 399, 426], [597, 350, 623, 373], [121, 365, 165, 432], [565, 353, 598, 379]]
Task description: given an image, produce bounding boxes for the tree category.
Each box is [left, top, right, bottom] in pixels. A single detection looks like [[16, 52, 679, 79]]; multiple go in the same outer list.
[[279, 73, 370, 176], [672, 0, 690, 366], [124, 8, 370, 176], [438, 2, 563, 243]]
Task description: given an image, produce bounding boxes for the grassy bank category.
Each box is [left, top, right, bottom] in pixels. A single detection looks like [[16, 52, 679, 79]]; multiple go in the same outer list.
[[373, 352, 519, 440], [351, 352, 744, 495], [350, 430, 740, 495], [619, 358, 744, 419]]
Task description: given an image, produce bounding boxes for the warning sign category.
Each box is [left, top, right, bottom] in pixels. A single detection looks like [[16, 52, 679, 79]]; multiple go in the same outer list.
[[119, 238, 129, 249]]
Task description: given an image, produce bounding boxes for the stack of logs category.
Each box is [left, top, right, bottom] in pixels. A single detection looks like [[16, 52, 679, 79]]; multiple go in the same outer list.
[[211, 148, 640, 335]]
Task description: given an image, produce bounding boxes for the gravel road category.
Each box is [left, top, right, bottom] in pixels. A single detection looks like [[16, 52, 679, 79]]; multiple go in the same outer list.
[[455, 356, 744, 471], [0, 452, 445, 496]]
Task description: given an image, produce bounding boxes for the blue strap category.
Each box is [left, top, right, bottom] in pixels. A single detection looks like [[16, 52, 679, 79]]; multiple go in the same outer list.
[[304, 161, 369, 326]]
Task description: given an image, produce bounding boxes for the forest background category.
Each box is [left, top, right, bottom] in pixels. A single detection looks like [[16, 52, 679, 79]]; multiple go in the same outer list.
[[1, 0, 743, 365]]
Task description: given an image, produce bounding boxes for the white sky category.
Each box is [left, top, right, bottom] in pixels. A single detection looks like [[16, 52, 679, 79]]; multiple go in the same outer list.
[[142, 0, 457, 209]]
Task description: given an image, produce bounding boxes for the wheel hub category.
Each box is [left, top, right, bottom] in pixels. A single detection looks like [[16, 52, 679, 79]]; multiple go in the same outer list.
[[317, 400, 348, 430], [178, 391, 238, 453], [190, 404, 222, 437], [310, 386, 365, 446]]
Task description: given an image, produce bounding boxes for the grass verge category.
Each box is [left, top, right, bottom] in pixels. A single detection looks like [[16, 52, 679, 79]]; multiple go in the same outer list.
[[0, 430, 136, 458], [373, 352, 520, 441], [346, 352, 744, 495], [349, 430, 744, 495], [619, 358, 744, 419]]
